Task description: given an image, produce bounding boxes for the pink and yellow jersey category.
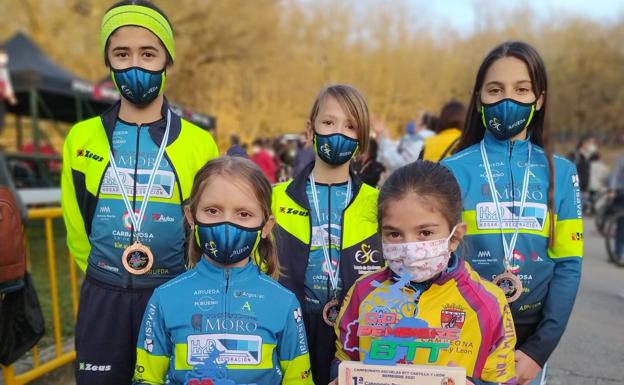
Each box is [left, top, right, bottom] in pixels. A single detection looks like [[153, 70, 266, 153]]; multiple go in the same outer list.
[[334, 258, 516, 384]]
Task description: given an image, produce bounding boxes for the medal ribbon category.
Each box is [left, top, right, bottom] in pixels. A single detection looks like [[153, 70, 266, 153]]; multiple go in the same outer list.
[[108, 110, 171, 238], [309, 172, 351, 298], [480, 140, 532, 271]]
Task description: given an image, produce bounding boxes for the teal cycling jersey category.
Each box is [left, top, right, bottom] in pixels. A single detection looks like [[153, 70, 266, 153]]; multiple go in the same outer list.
[[133, 258, 314, 385], [441, 131, 583, 366], [304, 180, 350, 313], [90, 119, 186, 287]]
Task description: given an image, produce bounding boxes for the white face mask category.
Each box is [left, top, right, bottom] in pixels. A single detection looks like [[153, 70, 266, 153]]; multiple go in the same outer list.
[[584, 143, 597, 156], [382, 226, 457, 283]]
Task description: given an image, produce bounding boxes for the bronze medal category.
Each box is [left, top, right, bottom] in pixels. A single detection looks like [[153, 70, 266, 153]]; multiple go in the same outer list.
[[122, 241, 154, 275], [493, 269, 523, 303], [322, 297, 340, 326]]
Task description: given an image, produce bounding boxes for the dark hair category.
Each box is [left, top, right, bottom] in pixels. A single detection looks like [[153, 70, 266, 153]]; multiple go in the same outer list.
[[576, 134, 595, 149], [455, 41, 556, 246], [435, 100, 466, 133], [368, 138, 379, 159], [104, 0, 173, 66], [420, 112, 437, 131], [378, 161, 462, 232], [230, 134, 241, 145], [185, 157, 280, 279]]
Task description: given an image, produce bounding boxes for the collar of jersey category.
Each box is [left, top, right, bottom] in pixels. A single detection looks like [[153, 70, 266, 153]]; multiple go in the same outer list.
[[196, 257, 259, 281], [483, 130, 532, 155]]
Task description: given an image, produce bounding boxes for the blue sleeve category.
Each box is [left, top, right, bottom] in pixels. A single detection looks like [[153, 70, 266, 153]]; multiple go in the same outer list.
[[277, 296, 313, 385], [519, 162, 583, 367], [133, 290, 171, 385]]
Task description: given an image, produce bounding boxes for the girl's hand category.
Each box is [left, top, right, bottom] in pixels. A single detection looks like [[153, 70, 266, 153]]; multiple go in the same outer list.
[[465, 380, 475, 385], [328, 378, 339, 385], [515, 350, 541, 385]]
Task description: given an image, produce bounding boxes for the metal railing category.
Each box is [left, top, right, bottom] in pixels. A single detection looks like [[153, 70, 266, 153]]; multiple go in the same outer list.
[[1, 207, 79, 385]]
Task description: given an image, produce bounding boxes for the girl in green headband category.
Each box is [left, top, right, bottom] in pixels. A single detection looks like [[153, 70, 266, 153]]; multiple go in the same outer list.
[[64, 2, 219, 385], [102, 0, 174, 113]]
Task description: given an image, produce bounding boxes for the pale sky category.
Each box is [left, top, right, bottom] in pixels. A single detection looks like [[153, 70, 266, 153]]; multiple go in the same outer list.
[[413, 0, 624, 33]]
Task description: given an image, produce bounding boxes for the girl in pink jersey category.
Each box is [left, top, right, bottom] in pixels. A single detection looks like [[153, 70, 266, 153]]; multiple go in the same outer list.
[[330, 161, 517, 385]]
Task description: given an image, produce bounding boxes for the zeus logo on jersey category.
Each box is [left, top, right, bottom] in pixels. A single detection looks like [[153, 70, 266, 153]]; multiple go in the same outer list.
[[187, 334, 262, 365], [476, 202, 547, 231]]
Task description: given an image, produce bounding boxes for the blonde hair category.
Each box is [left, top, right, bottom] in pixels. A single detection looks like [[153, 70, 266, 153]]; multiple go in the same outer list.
[[309, 84, 370, 154], [185, 157, 280, 279]]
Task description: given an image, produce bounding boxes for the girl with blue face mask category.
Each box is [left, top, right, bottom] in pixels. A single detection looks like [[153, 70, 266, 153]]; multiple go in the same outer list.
[[272, 84, 385, 385], [133, 157, 313, 385], [61, 2, 218, 384], [442, 42, 583, 385]]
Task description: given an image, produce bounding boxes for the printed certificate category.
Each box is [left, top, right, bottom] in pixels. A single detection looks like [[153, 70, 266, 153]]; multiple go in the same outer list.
[[339, 361, 466, 385]]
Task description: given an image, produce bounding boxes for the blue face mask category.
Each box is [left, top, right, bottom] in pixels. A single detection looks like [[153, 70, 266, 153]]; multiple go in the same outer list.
[[313, 132, 359, 165], [194, 221, 262, 265], [481, 98, 535, 140], [111, 66, 166, 106]]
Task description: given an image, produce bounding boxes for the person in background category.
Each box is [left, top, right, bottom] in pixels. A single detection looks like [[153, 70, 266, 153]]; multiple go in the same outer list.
[[0, 48, 17, 134], [608, 153, 624, 263], [226, 133, 248, 158], [420, 100, 466, 162], [587, 152, 610, 215], [250, 137, 277, 183], [352, 137, 385, 187], [567, 134, 597, 213], [292, 132, 315, 178], [376, 111, 435, 172]]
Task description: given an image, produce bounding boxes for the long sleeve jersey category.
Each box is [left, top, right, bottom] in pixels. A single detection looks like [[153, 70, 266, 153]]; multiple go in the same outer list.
[[334, 257, 517, 385], [441, 132, 583, 366], [133, 259, 314, 385]]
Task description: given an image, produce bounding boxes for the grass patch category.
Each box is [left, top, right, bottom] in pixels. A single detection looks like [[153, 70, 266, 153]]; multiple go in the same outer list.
[[25, 217, 83, 349]]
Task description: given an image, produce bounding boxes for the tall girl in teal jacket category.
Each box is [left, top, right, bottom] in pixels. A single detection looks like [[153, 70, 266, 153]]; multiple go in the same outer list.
[[442, 41, 582, 385]]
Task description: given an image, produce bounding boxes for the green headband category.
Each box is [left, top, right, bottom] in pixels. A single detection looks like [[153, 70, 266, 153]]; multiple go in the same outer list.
[[101, 4, 175, 61]]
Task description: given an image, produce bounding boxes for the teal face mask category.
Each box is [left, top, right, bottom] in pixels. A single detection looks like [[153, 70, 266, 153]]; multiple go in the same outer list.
[[111, 66, 166, 105], [481, 98, 535, 140], [194, 221, 261, 265], [313, 132, 359, 165]]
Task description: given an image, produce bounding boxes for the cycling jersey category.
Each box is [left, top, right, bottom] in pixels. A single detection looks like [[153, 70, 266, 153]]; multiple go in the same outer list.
[[334, 256, 516, 384], [303, 181, 349, 313], [62, 99, 219, 288], [133, 258, 313, 385], [272, 162, 384, 309], [441, 131, 583, 366]]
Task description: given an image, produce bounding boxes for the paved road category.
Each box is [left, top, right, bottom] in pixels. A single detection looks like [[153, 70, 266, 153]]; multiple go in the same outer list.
[[547, 219, 624, 385]]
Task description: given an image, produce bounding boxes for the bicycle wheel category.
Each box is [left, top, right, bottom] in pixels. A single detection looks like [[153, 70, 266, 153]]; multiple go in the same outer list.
[[604, 210, 624, 266], [594, 195, 610, 235]]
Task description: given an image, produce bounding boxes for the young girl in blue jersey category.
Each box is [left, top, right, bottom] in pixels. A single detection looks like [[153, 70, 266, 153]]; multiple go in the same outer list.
[[330, 161, 516, 385], [442, 41, 583, 385], [132, 157, 313, 385], [272, 84, 385, 385]]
